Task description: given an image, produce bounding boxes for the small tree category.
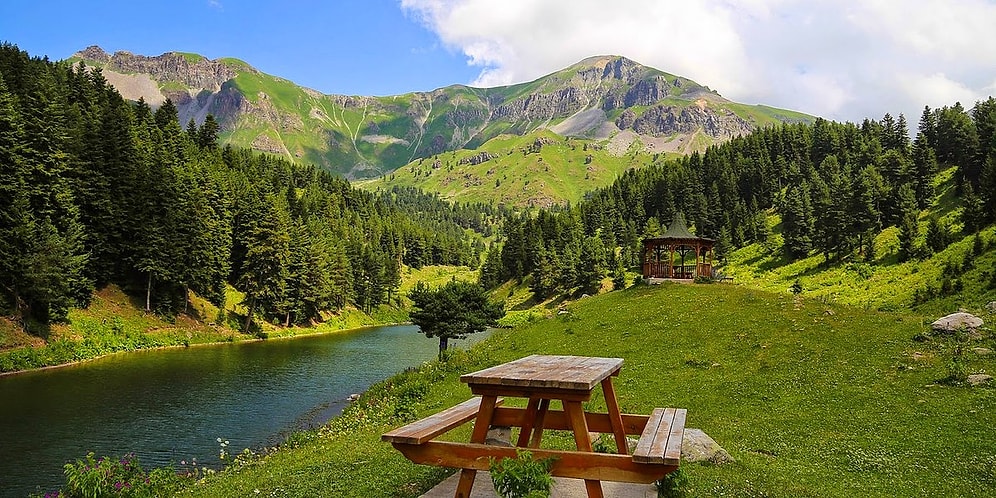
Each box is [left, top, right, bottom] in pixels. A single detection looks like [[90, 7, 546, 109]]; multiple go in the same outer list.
[[408, 280, 505, 360]]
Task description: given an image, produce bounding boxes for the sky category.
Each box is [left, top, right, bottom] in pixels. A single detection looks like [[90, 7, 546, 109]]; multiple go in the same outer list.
[[2, 0, 995, 125]]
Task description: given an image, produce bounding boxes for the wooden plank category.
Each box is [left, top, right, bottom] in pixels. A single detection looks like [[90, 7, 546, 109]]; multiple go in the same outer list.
[[564, 400, 603, 498], [600, 378, 629, 455], [392, 441, 678, 484], [515, 398, 541, 447], [663, 408, 686, 465], [632, 408, 666, 463], [490, 407, 650, 435], [528, 398, 551, 448], [632, 407, 686, 465], [460, 355, 623, 391], [645, 408, 676, 464], [467, 384, 594, 401], [381, 397, 503, 445], [455, 395, 499, 498]]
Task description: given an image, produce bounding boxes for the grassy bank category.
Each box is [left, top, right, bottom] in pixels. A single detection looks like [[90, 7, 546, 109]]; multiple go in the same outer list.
[[0, 266, 478, 374], [181, 282, 996, 497]]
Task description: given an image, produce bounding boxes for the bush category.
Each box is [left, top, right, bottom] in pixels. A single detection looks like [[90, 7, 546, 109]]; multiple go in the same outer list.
[[490, 450, 556, 498], [655, 467, 689, 498], [56, 452, 189, 497]]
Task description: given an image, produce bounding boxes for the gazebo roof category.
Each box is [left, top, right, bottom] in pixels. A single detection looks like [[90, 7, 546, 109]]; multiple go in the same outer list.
[[645, 213, 715, 243]]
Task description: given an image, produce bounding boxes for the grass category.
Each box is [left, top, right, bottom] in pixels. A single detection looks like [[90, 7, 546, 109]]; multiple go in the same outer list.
[[357, 131, 653, 207], [0, 265, 471, 374], [723, 168, 996, 316], [178, 281, 996, 497]]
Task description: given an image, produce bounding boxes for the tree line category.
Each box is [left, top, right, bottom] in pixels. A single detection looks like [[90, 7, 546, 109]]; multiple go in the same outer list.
[[0, 43, 490, 332], [484, 98, 996, 293]]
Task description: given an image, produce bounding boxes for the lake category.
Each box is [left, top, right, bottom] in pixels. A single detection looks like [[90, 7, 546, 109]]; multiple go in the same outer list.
[[0, 325, 488, 497]]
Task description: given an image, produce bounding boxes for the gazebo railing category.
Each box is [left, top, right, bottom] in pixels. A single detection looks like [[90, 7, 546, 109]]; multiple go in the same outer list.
[[642, 263, 704, 279]]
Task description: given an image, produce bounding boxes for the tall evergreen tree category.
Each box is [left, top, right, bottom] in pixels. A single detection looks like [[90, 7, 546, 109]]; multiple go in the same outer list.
[[896, 184, 920, 261]]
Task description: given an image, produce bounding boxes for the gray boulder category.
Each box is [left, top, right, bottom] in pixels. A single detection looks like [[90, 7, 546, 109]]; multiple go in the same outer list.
[[680, 428, 734, 464], [986, 301, 996, 314], [968, 374, 992, 386], [931, 312, 984, 333]]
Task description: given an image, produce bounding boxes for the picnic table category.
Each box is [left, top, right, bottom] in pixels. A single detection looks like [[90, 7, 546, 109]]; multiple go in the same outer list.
[[383, 355, 686, 498]]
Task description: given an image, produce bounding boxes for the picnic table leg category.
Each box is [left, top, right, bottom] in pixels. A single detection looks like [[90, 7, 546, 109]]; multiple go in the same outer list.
[[455, 395, 498, 498], [515, 398, 540, 446], [564, 401, 604, 498], [600, 378, 629, 455], [528, 398, 550, 448]]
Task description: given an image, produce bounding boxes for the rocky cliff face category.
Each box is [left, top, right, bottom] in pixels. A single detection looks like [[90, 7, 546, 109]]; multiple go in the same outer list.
[[74, 48, 811, 179], [78, 46, 236, 91]]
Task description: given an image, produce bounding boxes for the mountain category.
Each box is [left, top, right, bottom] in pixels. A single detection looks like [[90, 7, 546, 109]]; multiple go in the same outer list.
[[73, 47, 814, 184]]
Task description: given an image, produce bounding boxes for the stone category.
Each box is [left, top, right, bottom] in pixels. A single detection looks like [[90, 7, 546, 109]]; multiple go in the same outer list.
[[680, 428, 734, 464], [485, 426, 512, 447], [346, 393, 360, 402], [973, 347, 993, 356], [931, 312, 984, 333], [986, 301, 996, 314], [967, 374, 993, 386]]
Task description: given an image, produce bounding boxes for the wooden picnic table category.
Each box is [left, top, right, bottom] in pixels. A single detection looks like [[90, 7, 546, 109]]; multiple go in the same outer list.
[[383, 354, 685, 498]]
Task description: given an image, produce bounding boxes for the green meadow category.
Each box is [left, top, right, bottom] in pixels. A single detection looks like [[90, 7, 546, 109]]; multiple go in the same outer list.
[[182, 282, 996, 497]]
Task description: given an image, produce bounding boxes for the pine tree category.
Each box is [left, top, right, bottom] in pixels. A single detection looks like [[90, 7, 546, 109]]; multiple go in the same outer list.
[[576, 235, 606, 293], [408, 280, 504, 360], [479, 245, 504, 289], [961, 183, 986, 233], [781, 181, 814, 259], [911, 134, 938, 208], [197, 114, 220, 150], [896, 184, 920, 261], [850, 166, 882, 257], [237, 193, 291, 333]]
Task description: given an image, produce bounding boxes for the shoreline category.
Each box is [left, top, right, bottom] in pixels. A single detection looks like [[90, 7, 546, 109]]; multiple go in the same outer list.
[[0, 320, 412, 378]]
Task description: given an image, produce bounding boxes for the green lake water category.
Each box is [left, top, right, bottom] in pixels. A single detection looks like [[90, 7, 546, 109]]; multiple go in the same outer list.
[[0, 325, 488, 497]]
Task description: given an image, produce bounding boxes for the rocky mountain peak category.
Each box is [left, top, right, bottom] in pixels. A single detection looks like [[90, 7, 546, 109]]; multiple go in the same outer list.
[[76, 45, 111, 64], [73, 47, 812, 180]]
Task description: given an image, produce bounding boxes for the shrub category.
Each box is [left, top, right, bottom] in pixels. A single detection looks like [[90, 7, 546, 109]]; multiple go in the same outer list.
[[58, 452, 188, 497], [655, 467, 689, 498], [490, 450, 556, 498]]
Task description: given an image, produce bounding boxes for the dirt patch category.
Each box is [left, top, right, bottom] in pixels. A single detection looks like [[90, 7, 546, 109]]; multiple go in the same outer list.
[[101, 69, 166, 107], [0, 317, 45, 351]]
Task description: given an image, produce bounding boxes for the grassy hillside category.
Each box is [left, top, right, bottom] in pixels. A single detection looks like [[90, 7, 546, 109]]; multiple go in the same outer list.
[[0, 265, 476, 374], [723, 168, 996, 316], [179, 283, 995, 497], [357, 130, 668, 207]]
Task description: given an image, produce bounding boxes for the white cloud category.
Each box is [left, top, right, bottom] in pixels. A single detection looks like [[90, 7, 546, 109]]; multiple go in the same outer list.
[[402, 0, 996, 124]]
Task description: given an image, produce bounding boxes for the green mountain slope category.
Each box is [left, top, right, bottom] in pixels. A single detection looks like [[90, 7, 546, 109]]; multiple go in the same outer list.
[[356, 130, 670, 207], [73, 47, 814, 184]]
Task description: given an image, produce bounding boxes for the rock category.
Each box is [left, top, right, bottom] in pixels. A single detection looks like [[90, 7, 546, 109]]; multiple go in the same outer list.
[[485, 426, 512, 447], [458, 151, 497, 166], [931, 312, 984, 334], [346, 393, 360, 402], [967, 374, 992, 386], [986, 301, 996, 313], [680, 428, 734, 464], [973, 347, 993, 356]]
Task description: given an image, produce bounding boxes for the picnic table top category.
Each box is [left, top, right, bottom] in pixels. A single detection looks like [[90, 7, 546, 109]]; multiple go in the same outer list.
[[460, 354, 624, 392]]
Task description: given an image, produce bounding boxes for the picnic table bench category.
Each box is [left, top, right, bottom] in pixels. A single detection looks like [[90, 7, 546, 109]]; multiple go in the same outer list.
[[383, 355, 685, 498]]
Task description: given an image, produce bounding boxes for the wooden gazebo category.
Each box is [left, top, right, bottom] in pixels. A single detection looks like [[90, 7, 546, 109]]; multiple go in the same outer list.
[[642, 214, 715, 279]]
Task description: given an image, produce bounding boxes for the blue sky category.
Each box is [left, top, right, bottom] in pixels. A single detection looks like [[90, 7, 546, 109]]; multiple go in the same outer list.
[[2, 0, 995, 123], [0, 0, 477, 96]]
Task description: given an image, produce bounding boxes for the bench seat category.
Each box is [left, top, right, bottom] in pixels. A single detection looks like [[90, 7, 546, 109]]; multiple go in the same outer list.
[[382, 397, 504, 445], [632, 407, 686, 465]]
